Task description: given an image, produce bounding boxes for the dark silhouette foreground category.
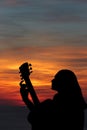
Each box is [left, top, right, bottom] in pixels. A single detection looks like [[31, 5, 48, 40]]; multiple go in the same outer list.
[[19, 65, 87, 130]]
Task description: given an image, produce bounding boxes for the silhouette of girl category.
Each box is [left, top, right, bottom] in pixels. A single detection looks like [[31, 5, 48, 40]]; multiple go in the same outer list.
[[51, 69, 87, 130], [20, 69, 87, 130]]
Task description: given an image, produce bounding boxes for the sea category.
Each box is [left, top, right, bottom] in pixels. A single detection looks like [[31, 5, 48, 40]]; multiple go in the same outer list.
[[0, 106, 87, 130]]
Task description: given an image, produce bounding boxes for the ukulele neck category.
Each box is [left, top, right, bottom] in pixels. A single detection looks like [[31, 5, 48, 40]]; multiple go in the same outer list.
[[25, 77, 40, 105]]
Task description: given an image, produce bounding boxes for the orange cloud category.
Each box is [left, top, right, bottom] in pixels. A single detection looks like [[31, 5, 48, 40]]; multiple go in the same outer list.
[[0, 45, 87, 105]]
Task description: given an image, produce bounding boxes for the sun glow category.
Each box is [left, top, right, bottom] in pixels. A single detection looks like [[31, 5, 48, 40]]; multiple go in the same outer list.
[[0, 45, 87, 106]]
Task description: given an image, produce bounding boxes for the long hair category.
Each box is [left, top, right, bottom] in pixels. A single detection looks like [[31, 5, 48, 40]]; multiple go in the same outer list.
[[55, 69, 87, 109]]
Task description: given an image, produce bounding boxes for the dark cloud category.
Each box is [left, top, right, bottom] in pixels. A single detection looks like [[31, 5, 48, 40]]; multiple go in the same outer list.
[[0, 0, 87, 40]]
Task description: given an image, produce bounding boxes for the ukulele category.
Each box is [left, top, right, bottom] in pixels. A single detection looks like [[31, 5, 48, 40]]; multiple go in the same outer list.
[[19, 62, 39, 105]]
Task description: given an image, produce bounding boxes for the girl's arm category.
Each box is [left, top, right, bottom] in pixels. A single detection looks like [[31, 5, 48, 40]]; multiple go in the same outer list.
[[20, 83, 34, 111]]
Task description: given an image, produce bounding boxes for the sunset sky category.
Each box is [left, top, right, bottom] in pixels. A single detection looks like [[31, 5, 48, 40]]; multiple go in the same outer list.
[[0, 0, 87, 106]]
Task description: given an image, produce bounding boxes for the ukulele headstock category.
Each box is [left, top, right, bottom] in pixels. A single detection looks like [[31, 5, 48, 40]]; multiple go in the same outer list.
[[19, 62, 32, 80]]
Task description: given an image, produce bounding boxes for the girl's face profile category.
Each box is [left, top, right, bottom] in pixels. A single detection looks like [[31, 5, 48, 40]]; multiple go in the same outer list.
[[51, 77, 62, 92]]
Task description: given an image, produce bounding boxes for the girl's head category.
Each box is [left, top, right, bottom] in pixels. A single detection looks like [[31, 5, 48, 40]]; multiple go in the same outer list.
[[52, 69, 87, 109], [52, 69, 80, 93]]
